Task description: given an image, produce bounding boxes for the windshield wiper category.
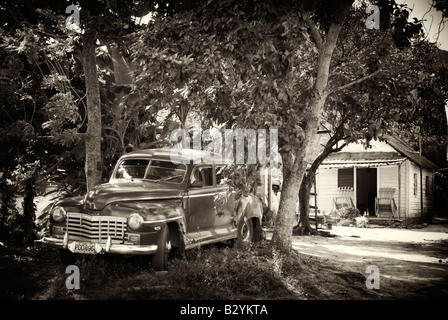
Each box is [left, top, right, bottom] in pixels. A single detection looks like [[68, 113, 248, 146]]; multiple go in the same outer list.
[[154, 175, 183, 183]]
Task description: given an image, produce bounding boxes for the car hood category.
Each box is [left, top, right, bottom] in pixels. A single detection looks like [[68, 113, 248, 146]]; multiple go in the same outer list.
[[85, 180, 183, 211]]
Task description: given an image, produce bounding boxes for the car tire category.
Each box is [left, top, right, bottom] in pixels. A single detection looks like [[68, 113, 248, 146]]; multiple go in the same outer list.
[[152, 225, 170, 271], [60, 249, 78, 265], [237, 217, 254, 242]]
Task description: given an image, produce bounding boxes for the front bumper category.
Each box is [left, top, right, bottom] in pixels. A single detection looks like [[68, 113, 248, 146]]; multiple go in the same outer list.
[[34, 233, 158, 255]]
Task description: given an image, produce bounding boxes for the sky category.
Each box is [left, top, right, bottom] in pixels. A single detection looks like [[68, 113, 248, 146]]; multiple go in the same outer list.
[[399, 0, 448, 51]]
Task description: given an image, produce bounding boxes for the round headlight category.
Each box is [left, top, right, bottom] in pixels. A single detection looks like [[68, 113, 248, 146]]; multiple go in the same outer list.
[[128, 213, 144, 230], [52, 206, 66, 222]]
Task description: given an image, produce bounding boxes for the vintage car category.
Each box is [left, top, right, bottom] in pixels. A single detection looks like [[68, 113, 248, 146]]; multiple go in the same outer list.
[[35, 148, 264, 270]]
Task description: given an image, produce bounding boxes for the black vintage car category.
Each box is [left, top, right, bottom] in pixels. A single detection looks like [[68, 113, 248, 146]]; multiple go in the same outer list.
[[35, 148, 264, 270]]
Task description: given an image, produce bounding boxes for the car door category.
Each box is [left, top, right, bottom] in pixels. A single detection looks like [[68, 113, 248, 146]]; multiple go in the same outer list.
[[186, 165, 216, 236], [212, 165, 236, 229]]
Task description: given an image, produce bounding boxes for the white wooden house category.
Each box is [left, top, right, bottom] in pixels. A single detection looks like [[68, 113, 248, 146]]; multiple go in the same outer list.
[[315, 135, 437, 219]]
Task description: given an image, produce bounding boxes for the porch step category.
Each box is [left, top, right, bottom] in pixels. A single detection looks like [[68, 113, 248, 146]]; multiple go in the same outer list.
[[368, 216, 403, 226], [377, 211, 394, 218]]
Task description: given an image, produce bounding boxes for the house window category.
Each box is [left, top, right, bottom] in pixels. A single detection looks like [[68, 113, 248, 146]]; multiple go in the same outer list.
[[338, 168, 354, 188], [425, 176, 429, 197], [413, 173, 417, 196]]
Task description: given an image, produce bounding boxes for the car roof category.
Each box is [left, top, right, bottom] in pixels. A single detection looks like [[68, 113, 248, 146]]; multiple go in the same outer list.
[[120, 148, 230, 165]]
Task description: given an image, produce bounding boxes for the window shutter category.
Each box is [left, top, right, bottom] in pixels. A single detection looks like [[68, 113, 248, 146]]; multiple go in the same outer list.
[[338, 168, 354, 188]]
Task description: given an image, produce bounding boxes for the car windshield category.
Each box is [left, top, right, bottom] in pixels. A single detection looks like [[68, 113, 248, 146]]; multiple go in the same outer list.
[[114, 159, 186, 183]]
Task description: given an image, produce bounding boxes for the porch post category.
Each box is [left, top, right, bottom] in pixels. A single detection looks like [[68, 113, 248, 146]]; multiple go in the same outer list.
[[377, 167, 380, 200], [398, 163, 401, 219], [353, 166, 357, 210], [419, 133, 424, 216], [268, 171, 272, 210], [405, 160, 409, 219], [376, 167, 380, 217]]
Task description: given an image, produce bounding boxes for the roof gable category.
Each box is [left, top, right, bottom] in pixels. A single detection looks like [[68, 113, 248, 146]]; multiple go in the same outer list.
[[322, 136, 437, 169], [383, 135, 437, 169]]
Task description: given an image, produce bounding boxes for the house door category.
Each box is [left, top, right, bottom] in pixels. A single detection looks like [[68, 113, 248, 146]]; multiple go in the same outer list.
[[356, 168, 377, 216]]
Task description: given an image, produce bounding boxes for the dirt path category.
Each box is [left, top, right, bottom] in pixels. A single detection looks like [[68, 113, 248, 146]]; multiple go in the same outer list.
[[288, 224, 448, 299]]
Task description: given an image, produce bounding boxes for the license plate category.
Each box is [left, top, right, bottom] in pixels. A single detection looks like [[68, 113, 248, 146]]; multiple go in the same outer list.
[[68, 241, 102, 254]]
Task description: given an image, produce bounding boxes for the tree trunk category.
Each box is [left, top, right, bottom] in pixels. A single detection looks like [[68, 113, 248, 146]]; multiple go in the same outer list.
[[296, 172, 315, 235], [0, 168, 13, 238], [83, 25, 103, 191], [296, 139, 345, 236], [271, 157, 304, 253], [271, 12, 348, 252], [22, 174, 37, 244]]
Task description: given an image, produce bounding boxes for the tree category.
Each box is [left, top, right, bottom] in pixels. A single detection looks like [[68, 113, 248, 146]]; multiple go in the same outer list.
[[391, 42, 448, 167], [81, 16, 103, 191], [0, 0, 155, 243], [69, 1, 153, 191], [294, 6, 447, 235], [0, 3, 62, 243], [129, 0, 428, 252]]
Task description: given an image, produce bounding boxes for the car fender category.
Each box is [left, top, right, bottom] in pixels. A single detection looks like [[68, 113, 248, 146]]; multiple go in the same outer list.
[[103, 200, 188, 249], [234, 194, 263, 224]]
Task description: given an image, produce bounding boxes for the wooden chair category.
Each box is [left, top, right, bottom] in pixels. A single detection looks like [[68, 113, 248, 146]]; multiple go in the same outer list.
[[333, 187, 354, 210], [333, 197, 355, 209], [375, 188, 397, 218]]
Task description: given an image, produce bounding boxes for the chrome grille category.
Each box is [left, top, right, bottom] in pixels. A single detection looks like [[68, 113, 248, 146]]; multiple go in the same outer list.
[[65, 213, 127, 243]]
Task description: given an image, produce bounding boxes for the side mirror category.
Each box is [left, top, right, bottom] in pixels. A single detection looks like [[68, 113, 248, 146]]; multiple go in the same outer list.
[[190, 180, 203, 188]]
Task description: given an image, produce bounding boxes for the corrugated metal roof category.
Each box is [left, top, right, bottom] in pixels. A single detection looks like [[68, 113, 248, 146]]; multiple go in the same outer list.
[[320, 160, 405, 169], [383, 135, 437, 169], [321, 151, 406, 168], [325, 151, 403, 161], [320, 136, 437, 169]]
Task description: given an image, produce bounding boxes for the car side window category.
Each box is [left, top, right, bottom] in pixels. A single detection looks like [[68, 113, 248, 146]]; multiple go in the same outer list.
[[201, 167, 213, 186], [215, 166, 225, 186], [190, 166, 213, 187]]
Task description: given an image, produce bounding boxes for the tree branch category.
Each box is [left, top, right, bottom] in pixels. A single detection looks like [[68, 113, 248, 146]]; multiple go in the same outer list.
[[331, 142, 347, 153], [329, 69, 382, 95], [310, 120, 348, 174], [302, 12, 323, 51]]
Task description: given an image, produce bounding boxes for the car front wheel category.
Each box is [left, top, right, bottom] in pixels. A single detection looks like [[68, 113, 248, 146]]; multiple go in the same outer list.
[[151, 225, 170, 271]]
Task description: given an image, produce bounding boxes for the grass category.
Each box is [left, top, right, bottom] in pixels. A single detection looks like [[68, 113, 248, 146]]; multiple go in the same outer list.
[[4, 239, 384, 301], [35, 242, 299, 300]]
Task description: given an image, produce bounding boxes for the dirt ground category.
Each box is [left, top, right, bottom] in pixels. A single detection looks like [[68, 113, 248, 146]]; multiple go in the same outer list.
[[288, 222, 448, 299], [1, 221, 447, 301], [2, 194, 447, 300]]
